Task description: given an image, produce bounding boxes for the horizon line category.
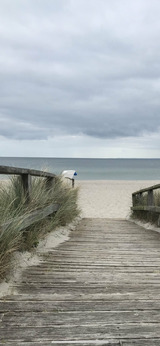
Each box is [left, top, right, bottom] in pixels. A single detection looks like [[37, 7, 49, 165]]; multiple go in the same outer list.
[[0, 156, 160, 160]]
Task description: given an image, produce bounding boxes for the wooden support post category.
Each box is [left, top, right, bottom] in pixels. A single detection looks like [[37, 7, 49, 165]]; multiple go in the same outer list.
[[21, 174, 32, 202], [132, 192, 142, 206], [147, 189, 154, 206], [132, 194, 136, 207], [72, 179, 74, 188], [138, 192, 143, 205], [1, 203, 59, 233]]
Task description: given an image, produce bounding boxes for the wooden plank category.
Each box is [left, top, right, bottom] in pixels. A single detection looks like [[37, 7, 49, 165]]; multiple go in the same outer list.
[[122, 341, 160, 346], [132, 193, 136, 207], [2, 310, 160, 325], [21, 265, 160, 272], [132, 192, 143, 207], [131, 205, 160, 212], [19, 270, 160, 279], [0, 342, 120, 346], [147, 189, 154, 206], [1, 218, 160, 344], [132, 183, 160, 195], [1, 203, 59, 232], [0, 165, 56, 178], [1, 324, 160, 341], [21, 173, 32, 202], [1, 299, 160, 312], [5, 289, 160, 300]]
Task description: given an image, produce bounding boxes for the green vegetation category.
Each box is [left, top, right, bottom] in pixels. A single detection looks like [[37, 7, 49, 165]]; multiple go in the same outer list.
[[131, 190, 160, 225], [0, 176, 80, 279], [131, 209, 159, 225]]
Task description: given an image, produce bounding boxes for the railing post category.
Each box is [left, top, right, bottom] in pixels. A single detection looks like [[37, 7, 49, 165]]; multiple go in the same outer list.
[[147, 189, 154, 206], [21, 174, 32, 202], [132, 194, 136, 207], [132, 192, 142, 207], [138, 192, 143, 205]]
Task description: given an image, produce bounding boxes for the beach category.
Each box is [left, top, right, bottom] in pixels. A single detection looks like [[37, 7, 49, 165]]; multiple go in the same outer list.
[[76, 180, 160, 219]]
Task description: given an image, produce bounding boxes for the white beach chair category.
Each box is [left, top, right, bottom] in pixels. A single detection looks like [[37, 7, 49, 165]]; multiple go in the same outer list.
[[62, 170, 77, 188]]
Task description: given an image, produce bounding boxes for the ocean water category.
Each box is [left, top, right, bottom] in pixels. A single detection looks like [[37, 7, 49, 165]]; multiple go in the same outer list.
[[0, 157, 160, 180]]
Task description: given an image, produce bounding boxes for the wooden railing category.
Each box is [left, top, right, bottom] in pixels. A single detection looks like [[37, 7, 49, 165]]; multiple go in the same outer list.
[[131, 183, 160, 226], [0, 165, 59, 232]]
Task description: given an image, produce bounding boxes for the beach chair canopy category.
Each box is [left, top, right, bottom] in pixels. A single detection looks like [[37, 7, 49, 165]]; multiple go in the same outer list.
[[62, 170, 77, 179]]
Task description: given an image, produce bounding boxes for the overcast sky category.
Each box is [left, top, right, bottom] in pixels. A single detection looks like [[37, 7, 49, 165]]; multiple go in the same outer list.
[[0, 0, 160, 158]]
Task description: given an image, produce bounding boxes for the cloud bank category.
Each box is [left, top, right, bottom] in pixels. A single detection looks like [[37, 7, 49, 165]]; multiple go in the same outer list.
[[0, 0, 160, 156]]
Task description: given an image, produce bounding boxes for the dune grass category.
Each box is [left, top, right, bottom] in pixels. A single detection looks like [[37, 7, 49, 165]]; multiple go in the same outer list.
[[131, 190, 160, 225], [0, 176, 80, 279]]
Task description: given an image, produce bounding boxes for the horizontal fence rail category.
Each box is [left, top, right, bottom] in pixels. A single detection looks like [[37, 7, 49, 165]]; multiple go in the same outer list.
[[0, 165, 57, 202], [1, 204, 59, 233], [0, 165, 62, 233], [131, 183, 160, 226], [0, 165, 56, 177]]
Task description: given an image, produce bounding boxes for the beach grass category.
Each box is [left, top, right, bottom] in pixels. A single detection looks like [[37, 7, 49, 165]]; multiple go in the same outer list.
[[131, 190, 160, 225], [0, 176, 80, 279]]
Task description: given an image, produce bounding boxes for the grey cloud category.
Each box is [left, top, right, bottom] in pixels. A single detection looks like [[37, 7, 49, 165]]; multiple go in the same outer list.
[[0, 0, 160, 141]]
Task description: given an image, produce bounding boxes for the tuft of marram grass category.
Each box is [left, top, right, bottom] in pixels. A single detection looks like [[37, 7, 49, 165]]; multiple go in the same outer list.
[[0, 176, 80, 279]]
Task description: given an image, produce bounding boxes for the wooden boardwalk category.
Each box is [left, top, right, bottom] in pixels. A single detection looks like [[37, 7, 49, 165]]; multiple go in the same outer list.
[[1, 218, 160, 345]]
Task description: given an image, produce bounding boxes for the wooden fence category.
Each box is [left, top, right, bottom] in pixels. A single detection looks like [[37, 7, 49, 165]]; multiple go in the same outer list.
[[131, 183, 160, 226], [0, 165, 68, 233]]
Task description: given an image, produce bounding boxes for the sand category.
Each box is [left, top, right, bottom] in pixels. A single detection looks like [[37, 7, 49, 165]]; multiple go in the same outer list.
[[1, 179, 160, 298], [76, 180, 160, 219]]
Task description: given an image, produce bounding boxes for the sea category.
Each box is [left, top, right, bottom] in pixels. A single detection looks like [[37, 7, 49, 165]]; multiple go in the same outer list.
[[0, 157, 160, 181]]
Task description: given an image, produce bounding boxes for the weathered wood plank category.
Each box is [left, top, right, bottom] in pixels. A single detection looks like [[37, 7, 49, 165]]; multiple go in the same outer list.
[[1, 218, 160, 344], [131, 206, 160, 212], [122, 341, 160, 346], [1, 203, 59, 232], [5, 289, 160, 300], [1, 299, 160, 312], [0, 342, 120, 346], [1, 324, 160, 341], [21, 173, 32, 202], [2, 310, 160, 326], [132, 184, 160, 223], [147, 189, 154, 206], [21, 265, 160, 272], [17, 274, 160, 284], [132, 183, 160, 195], [0, 165, 56, 178]]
